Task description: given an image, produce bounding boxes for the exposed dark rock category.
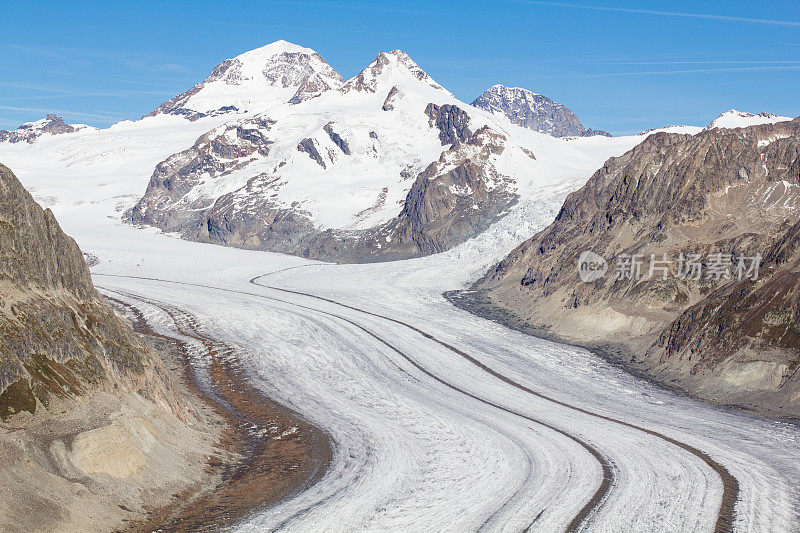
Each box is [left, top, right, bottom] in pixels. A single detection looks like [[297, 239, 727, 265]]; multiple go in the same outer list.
[[425, 103, 472, 146], [475, 117, 800, 416], [382, 86, 399, 111], [0, 164, 179, 424], [0, 115, 83, 144], [297, 138, 326, 168], [323, 123, 351, 155], [126, 119, 517, 263]]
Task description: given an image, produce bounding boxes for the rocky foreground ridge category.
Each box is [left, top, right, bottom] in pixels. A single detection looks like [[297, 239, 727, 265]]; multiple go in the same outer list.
[[0, 163, 221, 531], [473, 118, 800, 417], [0, 164, 178, 420]]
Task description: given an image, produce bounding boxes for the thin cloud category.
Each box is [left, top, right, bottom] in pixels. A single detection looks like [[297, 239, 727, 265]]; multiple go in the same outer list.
[[615, 60, 800, 66], [0, 81, 168, 98], [7, 44, 194, 74], [514, 1, 800, 27], [448, 65, 800, 82], [517, 65, 800, 79], [0, 106, 123, 122]]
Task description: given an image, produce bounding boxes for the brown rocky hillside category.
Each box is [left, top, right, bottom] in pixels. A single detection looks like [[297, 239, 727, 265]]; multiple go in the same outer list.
[[473, 118, 800, 417]]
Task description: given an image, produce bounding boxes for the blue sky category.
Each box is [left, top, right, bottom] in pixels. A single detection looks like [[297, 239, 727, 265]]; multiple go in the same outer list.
[[1, 0, 799, 135]]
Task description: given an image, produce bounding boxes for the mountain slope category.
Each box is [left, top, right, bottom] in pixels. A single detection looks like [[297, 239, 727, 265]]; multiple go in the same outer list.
[[471, 85, 610, 137], [0, 163, 179, 421], [473, 117, 800, 416], [129, 44, 639, 262]]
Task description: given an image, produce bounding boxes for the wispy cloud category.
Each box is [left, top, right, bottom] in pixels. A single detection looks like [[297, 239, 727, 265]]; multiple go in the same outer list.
[[0, 106, 123, 122], [614, 60, 800, 66], [514, 1, 800, 27], [7, 44, 196, 74], [517, 65, 800, 79], [448, 65, 800, 83], [0, 80, 169, 98]]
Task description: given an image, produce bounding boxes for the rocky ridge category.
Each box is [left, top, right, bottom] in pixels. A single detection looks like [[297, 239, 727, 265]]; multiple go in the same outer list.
[[471, 85, 610, 137], [0, 163, 180, 422], [0, 115, 92, 144]]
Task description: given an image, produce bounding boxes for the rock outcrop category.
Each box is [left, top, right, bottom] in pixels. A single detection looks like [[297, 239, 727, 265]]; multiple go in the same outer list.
[[474, 118, 800, 417], [0, 163, 176, 422], [471, 85, 611, 137]]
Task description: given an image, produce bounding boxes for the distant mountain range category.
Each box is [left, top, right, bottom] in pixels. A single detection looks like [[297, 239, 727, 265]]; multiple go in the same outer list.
[[2, 41, 794, 269], [0, 114, 94, 144], [0, 38, 798, 420]]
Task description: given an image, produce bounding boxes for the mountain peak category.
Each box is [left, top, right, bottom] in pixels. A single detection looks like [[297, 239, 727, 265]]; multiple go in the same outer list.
[[471, 85, 610, 137], [233, 40, 320, 64], [485, 84, 541, 97], [340, 49, 445, 94], [146, 41, 343, 120]]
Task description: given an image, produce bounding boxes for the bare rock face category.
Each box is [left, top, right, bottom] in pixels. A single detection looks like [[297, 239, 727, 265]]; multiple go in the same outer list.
[[373, 126, 517, 258], [0, 115, 90, 144], [475, 118, 800, 416], [425, 103, 473, 145], [471, 85, 610, 138], [0, 164, 176, 424]]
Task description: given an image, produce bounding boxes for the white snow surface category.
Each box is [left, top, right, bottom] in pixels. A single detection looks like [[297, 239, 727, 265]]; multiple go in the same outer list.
[[160, 40, 344, 116], [0, 44, 798, 532], [638, 125, 704, 136], [705, 109, 792, 131]]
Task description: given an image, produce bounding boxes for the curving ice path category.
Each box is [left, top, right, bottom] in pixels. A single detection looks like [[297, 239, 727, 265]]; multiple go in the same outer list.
[[2, 120, 799, 531], [91, 240, 800, 532]]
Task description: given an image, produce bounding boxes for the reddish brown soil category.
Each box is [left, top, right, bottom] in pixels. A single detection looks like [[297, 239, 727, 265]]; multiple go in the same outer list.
[[106, 296, 331, 532]]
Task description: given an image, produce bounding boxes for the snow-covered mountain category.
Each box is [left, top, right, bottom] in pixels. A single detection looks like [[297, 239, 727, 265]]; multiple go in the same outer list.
[[129, 45, 639, 262], [705, 109, 792, 130], [470, 85, 610, 138], [145, 40, 344, 121], [0, 114, 94, 144]]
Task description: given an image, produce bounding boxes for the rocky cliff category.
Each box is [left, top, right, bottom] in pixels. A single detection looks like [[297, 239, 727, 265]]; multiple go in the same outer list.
[[471, 85, 611, 137], [0, 163, 175, 423], [474, 118, 800, 417]]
